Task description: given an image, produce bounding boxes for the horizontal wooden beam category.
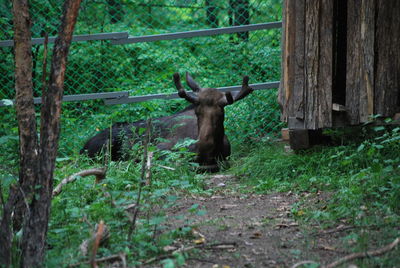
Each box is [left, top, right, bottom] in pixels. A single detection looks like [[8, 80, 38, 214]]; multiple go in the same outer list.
[[104, 81, 281, 105], [0, 91, 129, 106], [111, 22, 282, 44], [0, 81, 280, 107], [0, 32, 129, 47]]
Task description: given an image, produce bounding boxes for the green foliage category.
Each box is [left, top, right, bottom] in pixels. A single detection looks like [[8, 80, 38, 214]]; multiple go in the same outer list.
[[47, 142, 207, 266], [0, 0, 285, 266]]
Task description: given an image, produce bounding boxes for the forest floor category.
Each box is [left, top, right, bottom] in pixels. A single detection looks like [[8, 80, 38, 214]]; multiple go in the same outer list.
[[143, 174, 356, 268]]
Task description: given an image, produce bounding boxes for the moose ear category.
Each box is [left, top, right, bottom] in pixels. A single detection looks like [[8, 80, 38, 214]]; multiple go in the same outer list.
[[186, 72, 202, 92], [218, 92, 234, 107]]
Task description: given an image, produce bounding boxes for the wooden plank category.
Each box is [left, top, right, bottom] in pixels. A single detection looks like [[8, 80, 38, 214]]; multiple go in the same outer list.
[[304, 0, 320, 129], [104, 81, 280, 105], [281, 128, 290, 141], [318, 0, 333, 127], [374, 0, 400, 117], [111, 22, 282, 44], [291, 0, 305, 120], [346, 0, 362, 125], [1, 82, 279, 107], [278, 0, 290, 121], [360, 0, 375, 122], [0, 32, 128, 47], [332, 103, 346, 112]]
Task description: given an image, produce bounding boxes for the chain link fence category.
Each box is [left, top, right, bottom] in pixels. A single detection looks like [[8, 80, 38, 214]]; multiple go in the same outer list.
[[0, 0, 283, 159]]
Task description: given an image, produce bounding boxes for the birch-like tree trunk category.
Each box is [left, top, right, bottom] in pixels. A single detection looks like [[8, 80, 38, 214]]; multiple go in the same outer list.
[[0, 0, 82, 267]]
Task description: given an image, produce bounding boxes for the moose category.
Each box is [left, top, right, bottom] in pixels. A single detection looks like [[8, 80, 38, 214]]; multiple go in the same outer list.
[[81, 72, 253, 172]]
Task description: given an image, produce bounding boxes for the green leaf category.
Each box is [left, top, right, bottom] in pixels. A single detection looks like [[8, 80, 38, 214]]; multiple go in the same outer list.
[[196, 209, 207, 216], [149, 216, 166, 225], [161, 258, 175, 268], [188, 203, 199, 213], [374, 126, 385, 132], [357, 144, 365, 152]]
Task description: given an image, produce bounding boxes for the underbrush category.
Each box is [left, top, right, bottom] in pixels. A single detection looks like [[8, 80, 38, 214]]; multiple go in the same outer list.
[[230, 123, 400, 266], [46, 143, 211, 267]]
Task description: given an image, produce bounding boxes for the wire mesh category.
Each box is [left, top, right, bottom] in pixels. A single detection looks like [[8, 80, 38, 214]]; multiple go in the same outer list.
[[0, 0, 283, 159]]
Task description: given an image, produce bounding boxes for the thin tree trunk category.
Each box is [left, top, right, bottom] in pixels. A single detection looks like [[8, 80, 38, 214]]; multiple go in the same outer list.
[[0, 0, 37, 266], [11, 0, 39, 233], [0, 186, 20, 267], [20, 0, 82, 267]]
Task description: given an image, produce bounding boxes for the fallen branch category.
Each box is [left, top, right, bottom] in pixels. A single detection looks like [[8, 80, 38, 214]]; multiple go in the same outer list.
[[52, 168, 106, 197], [316, 224, 354, 236], [80, 222, 110, 257], [325, 237, 400, 268], [69, 253, 126, 268], [291, 260, 319, 268], [143, 242, 237, 265]]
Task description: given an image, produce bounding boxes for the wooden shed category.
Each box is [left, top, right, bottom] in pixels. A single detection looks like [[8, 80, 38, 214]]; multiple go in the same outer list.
[[278, 0, 400, 149]]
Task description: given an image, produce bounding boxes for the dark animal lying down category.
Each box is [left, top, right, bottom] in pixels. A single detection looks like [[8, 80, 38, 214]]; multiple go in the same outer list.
[[81, 72, 253, 172]]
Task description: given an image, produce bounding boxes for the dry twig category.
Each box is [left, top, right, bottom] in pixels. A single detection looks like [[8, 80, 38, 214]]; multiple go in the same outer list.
[[41, 33, 48, 94], [291, 260, 319, 268], [325, 237, 400, 268], [128, 118, 152, 241], [52, 168, 106, 197], [79, 222, 110, 257], [90, 220, 105, 268], [143, 242, 237, 265], [292, 237, 400, 268], [69, 253, 126, 268]]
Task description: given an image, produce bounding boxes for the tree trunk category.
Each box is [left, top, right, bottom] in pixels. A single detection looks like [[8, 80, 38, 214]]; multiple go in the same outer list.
[[0, 186, 20, 267], [0, 0, 38, 266], [9, 0, 82, 267], [20, 0, 82, 265], [12, 0, 39, 242]]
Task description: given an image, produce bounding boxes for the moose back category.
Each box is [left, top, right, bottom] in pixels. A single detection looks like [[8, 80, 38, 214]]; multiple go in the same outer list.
[[81, 73, 253, 172]]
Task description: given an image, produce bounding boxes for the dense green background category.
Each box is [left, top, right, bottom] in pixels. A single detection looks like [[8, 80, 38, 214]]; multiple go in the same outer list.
[[0, 0, 283, 161], [2, 1, 398, 267]]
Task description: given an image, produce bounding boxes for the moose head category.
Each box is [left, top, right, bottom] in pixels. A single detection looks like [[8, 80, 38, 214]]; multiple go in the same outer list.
[[173, 72, 253, 171]]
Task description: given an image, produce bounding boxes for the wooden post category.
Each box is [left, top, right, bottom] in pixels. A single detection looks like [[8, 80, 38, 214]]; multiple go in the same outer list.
[[374, 0, 400, 117]]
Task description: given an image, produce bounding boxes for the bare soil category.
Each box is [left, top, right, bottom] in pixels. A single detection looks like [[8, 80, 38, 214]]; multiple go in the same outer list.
[[153, 175, 354, 268]]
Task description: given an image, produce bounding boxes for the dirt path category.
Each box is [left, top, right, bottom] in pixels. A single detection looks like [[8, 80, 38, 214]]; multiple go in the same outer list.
[[159, 175, 350, 268]]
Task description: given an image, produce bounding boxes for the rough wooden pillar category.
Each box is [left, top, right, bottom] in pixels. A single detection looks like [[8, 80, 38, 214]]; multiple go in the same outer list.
[[304, 0, 333, 130], [291, 0, 306, 122], [278, 0, 295, 122], [374, 0, 400, 117], [346, 0, 375, 124]]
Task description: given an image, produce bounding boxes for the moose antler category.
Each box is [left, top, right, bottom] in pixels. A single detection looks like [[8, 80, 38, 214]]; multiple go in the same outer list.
[[233, 76, 254, 102], [186, 72, 202, 92], [173, 73, 199, 104]]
